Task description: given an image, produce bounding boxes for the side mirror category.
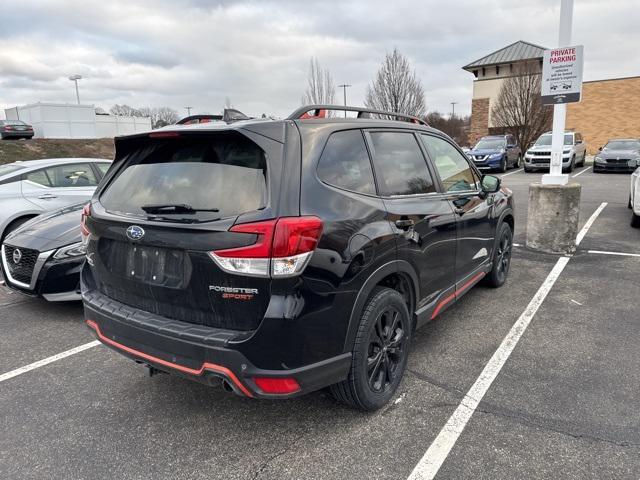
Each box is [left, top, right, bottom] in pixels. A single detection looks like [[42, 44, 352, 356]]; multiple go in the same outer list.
[[598, 146, 603, 151], [481, 175, 501, 194], [575, 139, 582, 144]]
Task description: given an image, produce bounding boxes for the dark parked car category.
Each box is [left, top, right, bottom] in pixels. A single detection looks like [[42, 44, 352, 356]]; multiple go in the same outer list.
[[82, 105, 514, 410], [594, 139, 640, 173], [0, 120, 34, 139], [466, 134, 521, 172], [1, 203, 85, 301]]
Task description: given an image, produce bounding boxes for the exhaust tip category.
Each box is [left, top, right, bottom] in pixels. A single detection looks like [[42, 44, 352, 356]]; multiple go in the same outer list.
[[221, 379, 235, 393]]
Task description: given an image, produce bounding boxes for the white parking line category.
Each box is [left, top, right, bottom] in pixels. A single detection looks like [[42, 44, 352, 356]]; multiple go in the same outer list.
[[572, 166, 592, 178], [576, 202, 607, 246], [500, 168, 524, 178], [0, 341, 100, 383], [407, 202, 607, 480], [588, 250, 640, 258]]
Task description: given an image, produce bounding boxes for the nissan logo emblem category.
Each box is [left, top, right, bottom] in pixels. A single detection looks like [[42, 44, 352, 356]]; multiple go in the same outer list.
[[126, 225, 145, 241], [12, 248, 22, 264]]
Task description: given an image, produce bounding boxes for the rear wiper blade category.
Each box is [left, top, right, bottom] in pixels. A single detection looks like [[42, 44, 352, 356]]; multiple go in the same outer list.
[[141, 203, 219, 214]]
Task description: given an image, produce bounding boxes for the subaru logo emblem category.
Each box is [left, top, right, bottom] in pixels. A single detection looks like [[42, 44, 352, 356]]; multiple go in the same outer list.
[[12, 248, 22, 264], [126, 225, 145, 241]]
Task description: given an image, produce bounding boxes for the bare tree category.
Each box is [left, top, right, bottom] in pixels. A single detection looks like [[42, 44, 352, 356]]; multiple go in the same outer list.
[[302, 58, 336, 106], [136, 106, 179, 129], [491, 68, 553, 151], [425, 111, 471, 146], [365, 48, 426, 117], [110, 104, 142, 117]]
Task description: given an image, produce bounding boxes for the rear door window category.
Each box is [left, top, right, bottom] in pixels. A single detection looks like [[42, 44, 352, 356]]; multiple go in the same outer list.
[[25, 169, 52, 187], [100, 133, 267, 221], [317, 130, 376, 195], [367, 131, 436, 196]]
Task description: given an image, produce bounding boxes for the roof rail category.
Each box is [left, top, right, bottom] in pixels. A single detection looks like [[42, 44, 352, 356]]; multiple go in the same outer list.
[[288, 105, 428, 126]]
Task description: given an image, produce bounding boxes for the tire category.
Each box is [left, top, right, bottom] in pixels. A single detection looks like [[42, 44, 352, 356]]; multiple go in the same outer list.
[[629, 196, 633, 209], [485, 222, 513, 288], [632, 211, 640, 228], [499, 156, 507, 173], [524, 166, 533, 173], [514, 155, 521, 169], [563, 156, 575, 173], [579, 152, 586, 167], [330, 287, 411, 411]]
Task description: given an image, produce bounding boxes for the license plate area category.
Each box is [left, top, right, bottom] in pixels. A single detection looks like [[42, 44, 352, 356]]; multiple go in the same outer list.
[[100, 239, 191, 288]]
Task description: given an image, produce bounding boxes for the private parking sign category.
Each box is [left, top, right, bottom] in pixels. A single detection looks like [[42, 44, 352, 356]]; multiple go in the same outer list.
[[541, 45, 584, 105]]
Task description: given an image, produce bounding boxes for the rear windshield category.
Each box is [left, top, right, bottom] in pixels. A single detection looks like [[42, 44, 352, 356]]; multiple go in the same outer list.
[[100, 133, 267, 222], [0, 120, 26, 126]]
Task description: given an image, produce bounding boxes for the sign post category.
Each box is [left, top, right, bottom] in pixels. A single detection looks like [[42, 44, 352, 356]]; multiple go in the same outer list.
[[541, 0, 583, 186]]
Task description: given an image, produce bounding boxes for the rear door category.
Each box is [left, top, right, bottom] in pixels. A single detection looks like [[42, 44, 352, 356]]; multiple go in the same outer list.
[[365, 130, 457, 311], [420, 134, 496, 283], [21, 162, 99, 210], [86, 131, 280, 331]]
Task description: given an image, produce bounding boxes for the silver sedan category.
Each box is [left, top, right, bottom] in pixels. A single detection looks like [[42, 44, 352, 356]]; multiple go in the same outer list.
[[0, 158, 111, 242]]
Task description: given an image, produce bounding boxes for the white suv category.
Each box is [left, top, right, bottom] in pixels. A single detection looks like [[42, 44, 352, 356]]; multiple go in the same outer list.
[[524, 131, 587, 173]]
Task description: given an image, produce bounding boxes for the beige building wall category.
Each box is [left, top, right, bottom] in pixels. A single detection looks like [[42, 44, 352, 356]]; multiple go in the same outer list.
[[566, 76, 640, 154]]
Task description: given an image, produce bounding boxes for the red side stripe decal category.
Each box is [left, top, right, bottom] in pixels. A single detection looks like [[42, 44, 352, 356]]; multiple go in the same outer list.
[[86, 319, 253, 398], [430, 271, 486, 320]]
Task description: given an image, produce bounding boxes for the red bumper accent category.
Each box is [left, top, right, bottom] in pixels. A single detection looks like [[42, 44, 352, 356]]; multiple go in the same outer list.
[[86, 319, 254, 398]]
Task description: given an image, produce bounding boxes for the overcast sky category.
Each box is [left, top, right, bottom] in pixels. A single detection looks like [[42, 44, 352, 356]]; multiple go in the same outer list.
[[1, 0, 638, 119]]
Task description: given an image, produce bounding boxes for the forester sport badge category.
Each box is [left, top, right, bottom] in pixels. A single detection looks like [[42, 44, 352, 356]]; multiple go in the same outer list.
[[126, 225, 145, 241], [12, 248, 22, 264]]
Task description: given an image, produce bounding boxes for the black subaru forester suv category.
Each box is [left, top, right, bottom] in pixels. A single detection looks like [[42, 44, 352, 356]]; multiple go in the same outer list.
[[82, 105, 514, 411]]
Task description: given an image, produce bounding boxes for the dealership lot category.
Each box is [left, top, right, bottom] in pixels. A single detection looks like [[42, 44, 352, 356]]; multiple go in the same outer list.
[[1, 164, 639, 479]]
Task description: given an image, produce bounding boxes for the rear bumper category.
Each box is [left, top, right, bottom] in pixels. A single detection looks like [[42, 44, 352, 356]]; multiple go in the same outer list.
[[1, 132, 33, 139], [83, 289, 351, 399]]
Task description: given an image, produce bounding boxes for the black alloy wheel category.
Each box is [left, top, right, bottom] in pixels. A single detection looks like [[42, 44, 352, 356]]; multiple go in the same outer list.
[[485, 222, 513, 288], [330, 287, 411, 410], [366, 306, 406, 393]]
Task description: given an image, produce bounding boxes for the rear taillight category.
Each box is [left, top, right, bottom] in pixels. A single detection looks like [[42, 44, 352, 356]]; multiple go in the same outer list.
[[253, 377, 301, 394], [210, 216, 323, 278], [80, 203, 91, 238], [3, 126, 13, 131]]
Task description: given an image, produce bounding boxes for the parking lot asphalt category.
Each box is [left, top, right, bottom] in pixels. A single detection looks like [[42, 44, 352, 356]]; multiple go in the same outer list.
[[1, 162, 639, 479]]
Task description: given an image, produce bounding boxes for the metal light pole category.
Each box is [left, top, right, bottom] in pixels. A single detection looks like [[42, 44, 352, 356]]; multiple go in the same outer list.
[[68, 74, 82, 104], [185, 106, 193, 116], [338, 84, 352, 117], [542, 0, 573, 186], [450, 102, 458, 119]]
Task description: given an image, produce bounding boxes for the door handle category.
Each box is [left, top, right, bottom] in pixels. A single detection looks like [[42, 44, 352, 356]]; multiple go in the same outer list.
[[395, 219, 415, 230], [38, 194, 57, 199]]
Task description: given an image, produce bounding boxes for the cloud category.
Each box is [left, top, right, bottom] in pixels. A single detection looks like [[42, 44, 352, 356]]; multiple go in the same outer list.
[[0, 0, 638, 118]]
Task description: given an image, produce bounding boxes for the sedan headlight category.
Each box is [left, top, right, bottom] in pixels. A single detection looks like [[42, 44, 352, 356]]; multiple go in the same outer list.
[[53, 241, 87, 260], [594, 156, 605, 163], [488, 152, 503, 158]]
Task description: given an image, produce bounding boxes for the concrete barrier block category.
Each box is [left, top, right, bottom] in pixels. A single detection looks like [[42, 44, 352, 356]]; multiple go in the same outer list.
[[526, 183, 582, 254]]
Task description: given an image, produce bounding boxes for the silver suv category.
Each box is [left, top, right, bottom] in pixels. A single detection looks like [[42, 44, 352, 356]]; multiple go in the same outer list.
[[0, 158, 111, 241], [524, 131, 587, 173]]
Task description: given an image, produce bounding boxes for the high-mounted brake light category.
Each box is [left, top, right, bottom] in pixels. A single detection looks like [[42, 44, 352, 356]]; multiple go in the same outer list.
[[148, 131, 181, 138], [80, 203, 91, 238], [209, 216, 323, 277]]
